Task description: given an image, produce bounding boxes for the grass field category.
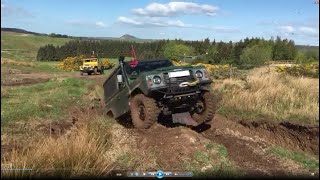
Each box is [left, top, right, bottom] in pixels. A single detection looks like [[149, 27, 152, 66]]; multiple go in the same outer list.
[[213, 66, 319, 125], [1, 31, 71, 62], [1, 78, 91, 126]]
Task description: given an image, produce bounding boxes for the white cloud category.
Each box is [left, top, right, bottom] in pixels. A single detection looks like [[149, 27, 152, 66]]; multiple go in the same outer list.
[[117, 16, 239, 33], [66, 20, 107, 28], [95, 21, 106, 28], [132, 2, 219, 17], [117, 16, 189, 27], [117, 16, 142, 25], [1, 2, 34, 18], [278, 25, 295, 33], [298, 26, 318, 35], [204, 26, 240, 33]]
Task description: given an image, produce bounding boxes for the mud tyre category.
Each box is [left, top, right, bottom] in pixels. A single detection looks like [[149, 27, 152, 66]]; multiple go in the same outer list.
[[191, 91, 217, 124], [130, 94, 160, 129], [94, 67, 98, 75]]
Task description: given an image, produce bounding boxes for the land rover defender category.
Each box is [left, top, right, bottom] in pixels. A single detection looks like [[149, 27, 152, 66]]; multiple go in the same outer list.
[[103, 56, 217, 129]]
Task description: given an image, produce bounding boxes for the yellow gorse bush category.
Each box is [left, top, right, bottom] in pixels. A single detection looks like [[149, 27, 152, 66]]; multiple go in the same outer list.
[[172, 61, 239, 79], [55, 56, 84, 71], [102, 59, 116, 69], [275, 63, 319, 78], [56, 56, 115, 71]]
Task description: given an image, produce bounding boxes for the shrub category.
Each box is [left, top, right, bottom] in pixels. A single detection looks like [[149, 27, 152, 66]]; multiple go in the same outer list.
[[275, 63, 319, 78]]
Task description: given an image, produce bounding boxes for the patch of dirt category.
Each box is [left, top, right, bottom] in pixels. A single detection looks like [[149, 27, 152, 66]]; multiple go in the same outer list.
[[133, 124, 212, 171], [203, 115, 319, 155], [35, 119, 77, 138], [1, 67, 31, 75], [199, 114, 318, 176], [239, 120, 319, 156], [1, 77, 50, 86], [203, 130, 306, 176]]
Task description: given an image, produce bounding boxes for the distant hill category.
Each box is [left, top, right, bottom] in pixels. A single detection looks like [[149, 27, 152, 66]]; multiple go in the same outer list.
[[120, 34, 138, 40], [1, 28, 156, 42], [296, 45, 319, 52], [1, 27, 319, 45], [1, 28, 46, 36], [85, 34, 157, 42]]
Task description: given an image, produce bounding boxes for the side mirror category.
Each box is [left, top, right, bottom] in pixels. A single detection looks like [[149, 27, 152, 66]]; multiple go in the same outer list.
[[117, 75, 123, 84]]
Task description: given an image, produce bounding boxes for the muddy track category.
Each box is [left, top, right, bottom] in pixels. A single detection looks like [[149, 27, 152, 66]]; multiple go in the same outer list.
[[1, 69, 106, 86], [198, 115, 318, 176], [239, 120, 319, 156]]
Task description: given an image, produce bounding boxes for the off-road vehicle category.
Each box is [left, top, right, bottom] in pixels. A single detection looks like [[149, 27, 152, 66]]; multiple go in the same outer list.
[[79, 56, 104, 75], [103, 56, 217, 129]]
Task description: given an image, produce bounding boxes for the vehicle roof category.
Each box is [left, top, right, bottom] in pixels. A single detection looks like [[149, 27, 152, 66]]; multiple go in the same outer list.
[[82, 58, 98, 60], [124, 59, 170, 63]]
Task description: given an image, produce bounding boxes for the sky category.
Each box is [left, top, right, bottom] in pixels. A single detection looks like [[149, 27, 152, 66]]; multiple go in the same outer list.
[[1, 0, 319, 45]]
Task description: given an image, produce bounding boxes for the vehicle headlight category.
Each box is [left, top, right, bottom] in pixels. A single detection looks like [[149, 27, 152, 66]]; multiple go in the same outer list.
[[195, 70, 203, 78], [153, 76, 161, 84], [152, 76, 161, 84]]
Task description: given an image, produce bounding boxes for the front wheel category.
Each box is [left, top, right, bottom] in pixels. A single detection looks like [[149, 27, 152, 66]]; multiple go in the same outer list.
[[130, 94, 160, 129], [191, 91, 217, 124], [94, 67, 98, 75], [80, 71, 83, 76]]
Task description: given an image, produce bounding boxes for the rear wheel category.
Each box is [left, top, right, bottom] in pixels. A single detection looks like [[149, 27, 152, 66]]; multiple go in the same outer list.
[[191, 91, 217, 124], [130, 94, 160, 129]]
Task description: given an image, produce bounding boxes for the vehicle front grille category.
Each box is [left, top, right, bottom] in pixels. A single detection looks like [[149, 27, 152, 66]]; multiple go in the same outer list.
[[168, 85, 199, 94], [163, 70, 195, 86], [162, 70, 199, 95]]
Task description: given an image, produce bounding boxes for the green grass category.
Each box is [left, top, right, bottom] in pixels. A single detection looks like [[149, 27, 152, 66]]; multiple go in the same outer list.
[[213, 69, 319, 125], [1, 60, 85, 74], [1, 31, 71, 61], [268, 146, 319, 171], [184, 143, 240, 177], [1, 78, 92, 126]]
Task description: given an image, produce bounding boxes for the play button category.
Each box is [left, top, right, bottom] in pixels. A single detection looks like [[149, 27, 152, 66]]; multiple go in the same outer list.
[[156, 170, 164, 179]]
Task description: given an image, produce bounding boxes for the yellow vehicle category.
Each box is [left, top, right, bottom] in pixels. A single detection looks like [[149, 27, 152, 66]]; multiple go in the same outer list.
[[79, 57, 104, 75]]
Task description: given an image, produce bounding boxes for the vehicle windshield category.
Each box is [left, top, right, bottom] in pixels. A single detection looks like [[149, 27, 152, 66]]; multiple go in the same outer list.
[[124, 59, 172, 77], [84, 59, 97, 62]]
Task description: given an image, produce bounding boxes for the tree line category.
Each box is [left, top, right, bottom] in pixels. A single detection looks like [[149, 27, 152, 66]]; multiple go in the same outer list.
[[37, 36, 318, 68]]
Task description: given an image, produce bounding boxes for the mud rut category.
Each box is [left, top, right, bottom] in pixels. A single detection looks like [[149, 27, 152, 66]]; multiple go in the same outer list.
[[200, 115, 319, 176], [2, 70, 319, 177]]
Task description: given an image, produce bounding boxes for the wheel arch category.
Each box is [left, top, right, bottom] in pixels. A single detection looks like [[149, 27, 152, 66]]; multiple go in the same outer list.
[[130, 88, 144, 97], [106, 110, 114, 118]]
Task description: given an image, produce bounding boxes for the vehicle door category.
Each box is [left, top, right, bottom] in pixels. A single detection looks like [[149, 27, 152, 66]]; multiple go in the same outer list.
[[112, 68, 130, 118]]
